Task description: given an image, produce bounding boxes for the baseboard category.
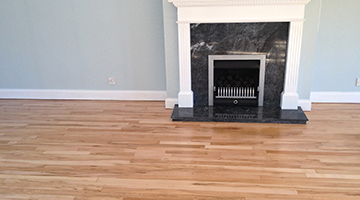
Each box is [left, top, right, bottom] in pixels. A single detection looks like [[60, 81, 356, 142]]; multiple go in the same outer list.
[[310, 92, 360, 103], [165, 98, 178, 109], [298, 99, 312, 111], [0, 89, 167, 101]]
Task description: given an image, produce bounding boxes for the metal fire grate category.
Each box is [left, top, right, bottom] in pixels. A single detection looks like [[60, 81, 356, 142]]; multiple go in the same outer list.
[[215, 113, 257, 119], [215, 86, 257, 99]]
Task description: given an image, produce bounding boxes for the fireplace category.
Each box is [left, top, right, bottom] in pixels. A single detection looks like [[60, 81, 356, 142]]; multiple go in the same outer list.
[[208, 55, 266, 107], [169, 0, 312, 110], [169, 0, 310, 123]]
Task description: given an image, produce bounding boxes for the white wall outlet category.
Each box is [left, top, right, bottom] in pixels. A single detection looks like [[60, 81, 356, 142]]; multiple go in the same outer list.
[[356, 78, 360, 86], [108, 77, 116, 85]]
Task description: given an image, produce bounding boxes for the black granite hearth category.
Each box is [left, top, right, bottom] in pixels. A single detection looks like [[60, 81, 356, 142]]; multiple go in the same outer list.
[[171, 105, 308, 124]]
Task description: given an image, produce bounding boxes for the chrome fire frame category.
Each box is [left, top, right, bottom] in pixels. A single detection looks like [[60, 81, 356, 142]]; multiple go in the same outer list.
[[208, 54, 266, 106]]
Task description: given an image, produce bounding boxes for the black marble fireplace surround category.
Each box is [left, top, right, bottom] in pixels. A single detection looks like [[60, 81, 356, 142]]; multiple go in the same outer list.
[[171, 22, 308, 124], [191, 22, 289, 107]]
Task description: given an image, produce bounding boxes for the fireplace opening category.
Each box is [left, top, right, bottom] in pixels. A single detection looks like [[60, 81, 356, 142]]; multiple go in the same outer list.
[[208, 55, 266, 107], [214, 60, 259, 106]]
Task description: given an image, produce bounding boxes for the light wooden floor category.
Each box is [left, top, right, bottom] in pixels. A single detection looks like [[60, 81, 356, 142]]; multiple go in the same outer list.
[[0, 100, 359, 200]]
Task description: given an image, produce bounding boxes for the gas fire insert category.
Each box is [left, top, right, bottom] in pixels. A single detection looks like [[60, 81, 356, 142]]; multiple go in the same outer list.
[[208, 55, 266, 106]]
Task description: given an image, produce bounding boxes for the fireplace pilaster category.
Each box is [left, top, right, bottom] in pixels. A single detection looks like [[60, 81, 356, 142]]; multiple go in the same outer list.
[[281, 20, 304, 109], [178, 22, 193, 107]]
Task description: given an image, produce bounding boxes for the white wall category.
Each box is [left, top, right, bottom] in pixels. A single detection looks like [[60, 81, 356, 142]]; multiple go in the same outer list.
[[0, 0, 166, 91]]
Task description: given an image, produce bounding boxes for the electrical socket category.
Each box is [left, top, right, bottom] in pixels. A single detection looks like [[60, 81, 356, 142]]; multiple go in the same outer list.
[[356, 78, 360, 86], [108, 77, 116, 85]]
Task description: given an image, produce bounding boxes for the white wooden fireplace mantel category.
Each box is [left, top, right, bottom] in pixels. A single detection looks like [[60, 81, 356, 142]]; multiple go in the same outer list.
[[168, 0, 311, 110]]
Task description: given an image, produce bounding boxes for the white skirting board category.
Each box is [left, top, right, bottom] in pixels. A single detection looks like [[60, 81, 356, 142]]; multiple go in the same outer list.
[[165, 98, 178, 109], [0, 89, 167, 101], [310, 92, 360, 103], [297, 99, 311, 111], [2, 90, 358, 110]]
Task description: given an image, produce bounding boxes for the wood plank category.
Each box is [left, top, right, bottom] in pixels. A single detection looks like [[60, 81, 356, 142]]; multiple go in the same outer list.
[[0, 100, 359, 199]]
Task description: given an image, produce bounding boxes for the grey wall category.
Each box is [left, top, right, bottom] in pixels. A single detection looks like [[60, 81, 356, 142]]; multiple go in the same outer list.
[[298, 0, 322, 99], [162, 0, 179, 98], [0, 0, 166, 91], [310, 0, 360, 92]]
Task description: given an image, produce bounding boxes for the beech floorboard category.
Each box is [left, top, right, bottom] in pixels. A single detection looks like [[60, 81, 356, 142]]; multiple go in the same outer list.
[[0, 100, 359, 200]]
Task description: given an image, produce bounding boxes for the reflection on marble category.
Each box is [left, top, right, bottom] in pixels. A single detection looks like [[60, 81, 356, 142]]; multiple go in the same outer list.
[[171, 105, 308, 124], [191, 22, 289, 107]]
